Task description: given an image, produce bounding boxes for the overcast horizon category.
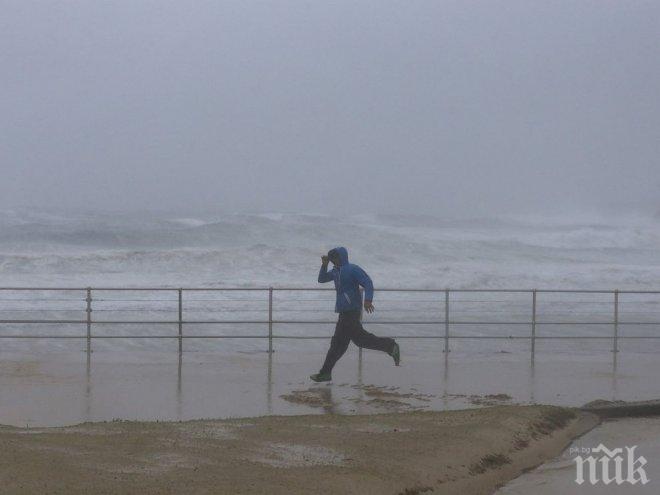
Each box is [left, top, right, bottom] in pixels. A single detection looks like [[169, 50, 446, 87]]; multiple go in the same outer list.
[[2, 1, 659, 217]]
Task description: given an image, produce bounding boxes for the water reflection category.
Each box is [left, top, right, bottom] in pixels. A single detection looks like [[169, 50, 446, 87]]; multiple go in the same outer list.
[[177, 350, 183, 420], [267, 350, 273, 414], [85, 349, 91, 421], [75, 345, 630, 427]]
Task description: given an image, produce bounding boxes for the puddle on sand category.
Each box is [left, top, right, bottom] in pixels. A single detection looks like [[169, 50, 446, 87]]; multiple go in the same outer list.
[[280, 388, 335, 409], [445, 393, 513, 407], [250, 442, 346, 468], [281, 384, 435, 413]]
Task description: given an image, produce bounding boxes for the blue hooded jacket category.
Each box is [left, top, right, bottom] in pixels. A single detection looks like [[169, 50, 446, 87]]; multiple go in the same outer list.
[[318, 246, 374, 313]]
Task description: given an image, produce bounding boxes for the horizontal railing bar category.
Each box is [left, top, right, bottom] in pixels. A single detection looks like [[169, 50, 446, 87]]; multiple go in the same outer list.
[[180, 288, 273, 291], [0, 309, 88, 312], [86, 321, 266, 324], [165, 335, 268, 338], [618, 291, 660, 294], [274, 288, 442, 292], [0, 288, 87, 291], [0, 298, 86, 302], [0, 287, 659, 293], [94, 299, 180, 302], [532, 336, 631, 339], [93, 288, 215, 291], [2, 334, 659, 340], [572, 336, 660, 339], [0, 335, 268, 339], [0, 320, 88, 324], [536, 321, 660, 325], [533, 289, 618, 294], [2, 320, 660, 325], [270, 335, 660, 340], [0, 335, 89, 338], [452, 335, 612, 339]]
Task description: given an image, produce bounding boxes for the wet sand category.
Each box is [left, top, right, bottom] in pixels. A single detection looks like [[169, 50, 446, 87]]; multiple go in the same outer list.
[[0, 405, 597, 495]]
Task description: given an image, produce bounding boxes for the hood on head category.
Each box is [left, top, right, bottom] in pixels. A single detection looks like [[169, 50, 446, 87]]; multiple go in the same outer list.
[[328, 246, 349, 266]]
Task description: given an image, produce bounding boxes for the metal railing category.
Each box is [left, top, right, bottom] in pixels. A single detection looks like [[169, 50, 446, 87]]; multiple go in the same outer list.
[[1, 287, 660, 356]]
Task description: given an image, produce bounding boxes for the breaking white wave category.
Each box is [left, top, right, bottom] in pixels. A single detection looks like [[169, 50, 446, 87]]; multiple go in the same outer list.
[[0, 209, 658, 290], [0, 210, 658, 288]]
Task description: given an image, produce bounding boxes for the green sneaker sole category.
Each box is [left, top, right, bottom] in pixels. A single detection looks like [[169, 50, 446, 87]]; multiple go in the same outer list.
[[310, 373, 332, 382]]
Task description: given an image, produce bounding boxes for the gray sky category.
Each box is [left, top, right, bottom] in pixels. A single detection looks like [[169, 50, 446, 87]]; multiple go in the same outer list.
[[1, 0, 659, 216]]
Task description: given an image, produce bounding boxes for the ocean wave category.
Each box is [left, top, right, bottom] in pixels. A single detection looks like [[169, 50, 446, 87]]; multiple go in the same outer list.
[[0, 210, 658, 290]]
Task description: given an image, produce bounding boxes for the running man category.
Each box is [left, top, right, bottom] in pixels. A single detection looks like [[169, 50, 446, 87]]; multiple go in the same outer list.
[[310, 247, 400, 382]]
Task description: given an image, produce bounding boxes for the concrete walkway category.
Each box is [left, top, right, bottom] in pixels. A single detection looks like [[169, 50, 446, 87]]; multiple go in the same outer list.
[[497, 417, 660, 494], [2, 344, 660, 427]]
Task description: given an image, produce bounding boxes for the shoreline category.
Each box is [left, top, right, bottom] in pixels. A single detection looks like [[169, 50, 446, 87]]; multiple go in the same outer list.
[[2, 405, 599, 495]]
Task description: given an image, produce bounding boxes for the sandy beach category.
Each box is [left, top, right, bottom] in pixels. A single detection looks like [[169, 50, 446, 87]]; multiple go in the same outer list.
[[0, 405, 598, 495]]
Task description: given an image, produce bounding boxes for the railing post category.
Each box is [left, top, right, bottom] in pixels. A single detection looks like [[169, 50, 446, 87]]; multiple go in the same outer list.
[[444, 289, 450, 353], [268, 287, 273, 354], [86, 287, 92, 353], [613, 289, 619, 353], [531, 289, 537, 357], [178, 288, 183, 354]]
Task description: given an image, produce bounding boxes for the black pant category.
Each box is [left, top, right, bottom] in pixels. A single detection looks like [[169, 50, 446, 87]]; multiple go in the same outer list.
[[319, 310, 396, 375]]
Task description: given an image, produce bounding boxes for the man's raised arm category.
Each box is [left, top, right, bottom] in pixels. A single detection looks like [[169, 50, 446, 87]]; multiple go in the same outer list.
[[318, 255, 333, 283]]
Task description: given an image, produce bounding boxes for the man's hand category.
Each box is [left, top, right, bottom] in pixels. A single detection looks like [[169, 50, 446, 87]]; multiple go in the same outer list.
[[321, 255, 329, 266], [364, 301, 375, 314]]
